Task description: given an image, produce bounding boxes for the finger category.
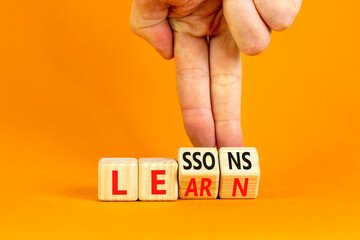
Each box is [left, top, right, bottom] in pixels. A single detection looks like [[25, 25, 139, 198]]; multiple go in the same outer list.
[[130, 0, 173, 59], [223, 0, 271, 56], [210, 31, 243, 147], [254, 0, 302, 31], [174, 32, 216, 147]]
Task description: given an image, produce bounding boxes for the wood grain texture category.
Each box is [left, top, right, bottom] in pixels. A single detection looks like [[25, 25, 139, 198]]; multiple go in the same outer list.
[[219, 147, 260, 198], [139, 158, 178, 201], [98, 158, 138, 201], [178, 148, 219, 199]]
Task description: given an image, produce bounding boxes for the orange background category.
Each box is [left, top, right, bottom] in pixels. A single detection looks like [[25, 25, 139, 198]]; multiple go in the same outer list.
[[1, 0, 359, 239]]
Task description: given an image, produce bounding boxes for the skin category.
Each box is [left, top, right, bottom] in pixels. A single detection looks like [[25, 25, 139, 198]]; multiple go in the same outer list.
[[130, 0, 302, 147]]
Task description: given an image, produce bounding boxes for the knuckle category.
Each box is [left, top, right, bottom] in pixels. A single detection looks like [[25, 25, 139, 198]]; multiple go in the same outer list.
[[215, 119, 240, 127], [271, 12, 297, 31], [129, 18, 143, 36], [129, 21, 139, 35], [211, 74, 241, 88], [182, 107, 213, 118], [241, 38, 270, 56], [176, 68, 209, 80], [254, 0, 299, 31], [271, 2, 299, 31], [254, 0, 267, 7]]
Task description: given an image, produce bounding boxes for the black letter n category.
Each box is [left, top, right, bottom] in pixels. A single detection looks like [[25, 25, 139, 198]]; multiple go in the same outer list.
[[228, 152, 241, 170]]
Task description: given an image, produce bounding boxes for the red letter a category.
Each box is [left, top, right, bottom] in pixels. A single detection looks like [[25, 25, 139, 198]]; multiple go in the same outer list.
[[185, 178, 198, 197]]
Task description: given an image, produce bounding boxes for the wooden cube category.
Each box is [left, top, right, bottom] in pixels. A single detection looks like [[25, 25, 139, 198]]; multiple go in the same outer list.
[[178, 148, 220, 199], [98, 158, 138, 201], [139, 158, 178, 201], [219, 147, 260, 198]]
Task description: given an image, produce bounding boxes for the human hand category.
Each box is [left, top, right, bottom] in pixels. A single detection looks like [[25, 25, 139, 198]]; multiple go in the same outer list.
[[130, 0, 302, 147]]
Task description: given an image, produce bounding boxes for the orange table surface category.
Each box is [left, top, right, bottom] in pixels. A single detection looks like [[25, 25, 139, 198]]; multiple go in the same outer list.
[[1, 0, 359, 239]]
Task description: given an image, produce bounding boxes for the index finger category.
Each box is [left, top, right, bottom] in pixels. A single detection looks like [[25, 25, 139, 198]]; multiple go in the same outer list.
[[175, 32, 216, 147]]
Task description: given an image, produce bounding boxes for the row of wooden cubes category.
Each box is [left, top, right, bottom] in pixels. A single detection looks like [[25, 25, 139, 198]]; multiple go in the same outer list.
[[98, 147, 260, 201]]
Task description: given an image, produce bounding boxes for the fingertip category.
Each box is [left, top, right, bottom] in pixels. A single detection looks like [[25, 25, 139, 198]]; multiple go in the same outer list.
[[223, 0, 272, 56], [182, 108, 216, 147], [188, 127, 216, 147], [157, 48, 174, 60], [254, 0, 301, 32], [238, 34, 271, 56], [215, 121, 244, 148]]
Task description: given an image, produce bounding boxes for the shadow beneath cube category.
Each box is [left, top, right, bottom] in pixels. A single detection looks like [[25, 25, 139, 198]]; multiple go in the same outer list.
[[60, 185, 98, 201]]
